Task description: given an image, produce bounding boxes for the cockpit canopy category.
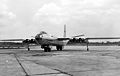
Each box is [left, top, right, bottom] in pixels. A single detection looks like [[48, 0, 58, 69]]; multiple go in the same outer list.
[[39, 31, 47, 35], [35, 31, 48, 39], [35, 31, 57, 40]]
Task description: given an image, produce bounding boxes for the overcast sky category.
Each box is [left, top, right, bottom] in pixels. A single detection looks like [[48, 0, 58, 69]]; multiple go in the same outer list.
[[0, 0, 120, 39]]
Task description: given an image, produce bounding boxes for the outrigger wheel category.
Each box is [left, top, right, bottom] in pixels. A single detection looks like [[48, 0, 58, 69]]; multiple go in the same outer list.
[[28, 47, 30, 51]]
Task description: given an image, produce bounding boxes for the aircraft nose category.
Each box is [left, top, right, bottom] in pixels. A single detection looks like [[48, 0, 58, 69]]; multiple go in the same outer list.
[[35, 37, 42, 41], [35, 34, 43, 40]]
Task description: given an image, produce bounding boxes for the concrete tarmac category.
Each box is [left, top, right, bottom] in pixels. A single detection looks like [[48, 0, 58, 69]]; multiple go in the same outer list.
[[1, 46, 120, 76]]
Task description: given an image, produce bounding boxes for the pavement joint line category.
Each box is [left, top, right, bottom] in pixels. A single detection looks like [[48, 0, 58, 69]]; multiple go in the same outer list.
[[0, 52, 63, 76], [53, 69, 73, 76], [29, 72, 62, 76], [68, 67, 120, 73], [18, 57, 72, 76], [13, 54, 30, 76], [0, 53, 15, 54], [0, 53, 30, 76]]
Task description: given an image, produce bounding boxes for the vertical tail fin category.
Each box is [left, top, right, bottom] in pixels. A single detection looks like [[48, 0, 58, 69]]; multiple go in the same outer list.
[[64, 24, 66, 38]]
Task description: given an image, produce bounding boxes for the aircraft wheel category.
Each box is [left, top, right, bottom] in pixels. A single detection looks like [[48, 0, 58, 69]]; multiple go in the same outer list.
[[48, 48, 51, 52], [56, 46, 59, 50], [59, 46, 63, 50], [44, 48, 48, 52], [56, 46, 63, 51], [28, 47, 30, 51], [44, 47, 51, 52]]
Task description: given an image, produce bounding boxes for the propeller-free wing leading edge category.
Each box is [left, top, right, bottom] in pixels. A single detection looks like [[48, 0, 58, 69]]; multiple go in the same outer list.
[[86, 37, 120, 40], [72, 34, 85, 38], [84, 37, 120, 51], [0, 39, 25, 41]]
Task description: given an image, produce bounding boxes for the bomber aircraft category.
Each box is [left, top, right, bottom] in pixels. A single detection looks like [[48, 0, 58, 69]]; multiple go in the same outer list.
[[0, 25, 85, 52], [1, 25, 120, 52]]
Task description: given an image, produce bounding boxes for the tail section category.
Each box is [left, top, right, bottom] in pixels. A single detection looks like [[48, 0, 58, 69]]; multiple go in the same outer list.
[[64, 24, 66, 38]]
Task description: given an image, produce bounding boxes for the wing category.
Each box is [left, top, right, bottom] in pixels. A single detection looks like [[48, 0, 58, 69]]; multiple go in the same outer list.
[[72, 34, 84, 38], [57, 34, 84, 40], [0, 38, 39, 45], [86, 37, 120, 40], [0, 39, 25, 41], [83, 37, 120, 51]]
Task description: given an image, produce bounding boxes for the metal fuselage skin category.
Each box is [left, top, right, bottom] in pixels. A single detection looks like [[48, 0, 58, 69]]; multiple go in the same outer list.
[[35, 32, 69, 46]]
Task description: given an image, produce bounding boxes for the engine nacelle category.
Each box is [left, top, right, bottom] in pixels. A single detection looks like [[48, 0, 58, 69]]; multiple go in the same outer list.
[[69, 38, 87, 43], [23, 39, 30, 44], [23, 39, 35, 44], [30, 39, 35, 43], [79, 38, 85, 43]]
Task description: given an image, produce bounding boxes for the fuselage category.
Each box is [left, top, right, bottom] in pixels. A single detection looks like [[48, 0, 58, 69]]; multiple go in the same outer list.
[[35, 31, 69, 46]]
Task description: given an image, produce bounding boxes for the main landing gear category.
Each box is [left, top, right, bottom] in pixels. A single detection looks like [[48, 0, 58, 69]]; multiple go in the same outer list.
[[56, 46, 63, 51], [41, 45, 51, 52], [41, 45, 63, 52]]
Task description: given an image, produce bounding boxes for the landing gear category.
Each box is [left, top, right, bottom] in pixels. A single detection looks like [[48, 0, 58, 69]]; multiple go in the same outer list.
[[28, 47, 30, 51], [86, 39, 89, 51], [44, 47, 51, 52], [27, 44, 30, 51], [41, 45, 51, 52], [56, 46, 63, 51]]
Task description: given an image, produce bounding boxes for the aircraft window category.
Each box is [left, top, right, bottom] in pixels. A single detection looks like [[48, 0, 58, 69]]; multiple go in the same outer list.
[[40, 35, 43, 38]]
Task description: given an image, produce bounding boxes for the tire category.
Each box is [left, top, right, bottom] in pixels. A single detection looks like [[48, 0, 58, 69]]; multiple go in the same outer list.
[[59, 46, 63, 50], [44, 48, 48, 52], [44, 47, 51, 52], [56, 46, 59, 50], [56, 46, 63, 51], [28, 48, 30, 51], [48, 48, 51, 52]]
